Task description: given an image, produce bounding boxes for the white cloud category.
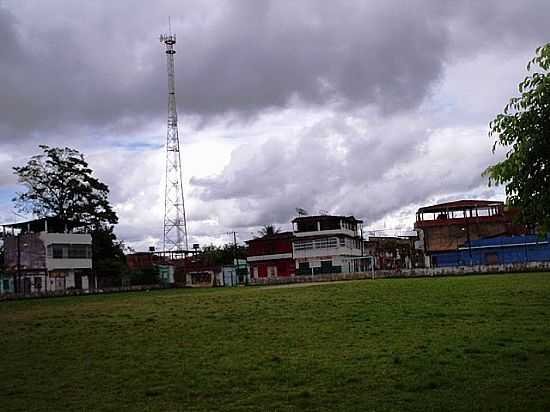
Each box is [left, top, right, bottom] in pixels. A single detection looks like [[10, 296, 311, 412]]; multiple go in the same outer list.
[[0, 1, 547, 249]]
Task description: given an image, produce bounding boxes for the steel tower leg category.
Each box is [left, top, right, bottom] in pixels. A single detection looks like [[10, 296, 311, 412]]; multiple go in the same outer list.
[[160, 31, 189, 253]]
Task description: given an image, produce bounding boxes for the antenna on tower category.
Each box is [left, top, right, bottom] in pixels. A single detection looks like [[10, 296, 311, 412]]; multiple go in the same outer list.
[[160, 23, 189, 254]]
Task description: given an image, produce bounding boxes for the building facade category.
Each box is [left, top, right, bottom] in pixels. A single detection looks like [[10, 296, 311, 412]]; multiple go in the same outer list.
[[364, 235, 422, 270], [292, 215, 366, 275], [431, 234, 550, 267], [246, 232, 295, 278], [174, 255, 247, 287], [126, 251, 163, 271], [414, 200, 525, 267], [2, 218, 93, 294]]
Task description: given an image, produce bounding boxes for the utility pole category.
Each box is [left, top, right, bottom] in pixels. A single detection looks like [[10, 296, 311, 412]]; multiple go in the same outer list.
[[227, 231, 238, 285], [466, 222, 472, 266], [15, 233, 20, 295], [160, 19, 189, 254]]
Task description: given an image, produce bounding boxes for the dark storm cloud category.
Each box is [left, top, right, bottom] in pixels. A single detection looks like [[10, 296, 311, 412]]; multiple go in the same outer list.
[[1, 0, 548, 141], [191, 113, 496, 228], [176, 1, 450, 115], [1, 0, 550, 246]]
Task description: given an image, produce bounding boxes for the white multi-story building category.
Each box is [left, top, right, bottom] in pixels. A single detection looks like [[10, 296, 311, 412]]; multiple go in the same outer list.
[[292, 215, 366, 275], [2, 218, 93, 294]]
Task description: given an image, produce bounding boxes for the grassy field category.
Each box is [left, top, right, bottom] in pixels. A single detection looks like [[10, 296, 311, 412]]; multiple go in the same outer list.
[[1, 273, 549, 411]]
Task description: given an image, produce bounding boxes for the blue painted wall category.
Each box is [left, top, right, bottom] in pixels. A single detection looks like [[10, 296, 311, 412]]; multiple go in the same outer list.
[[432, 235, 550, 267]]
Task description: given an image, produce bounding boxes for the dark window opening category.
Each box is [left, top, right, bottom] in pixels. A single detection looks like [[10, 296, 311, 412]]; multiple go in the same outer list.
[[297, 221, 318, 232], [320, 220, 340, 231], [33, 277, 42, 291], [52, 244, 66, 259]]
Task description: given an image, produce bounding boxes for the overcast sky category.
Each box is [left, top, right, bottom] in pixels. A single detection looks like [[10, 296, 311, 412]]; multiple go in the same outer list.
[[0, 0, 548, 249]]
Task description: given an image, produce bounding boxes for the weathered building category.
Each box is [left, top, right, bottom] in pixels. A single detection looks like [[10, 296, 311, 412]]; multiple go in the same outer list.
[[431, 234, 550, 267], [246, 232, 295, 278], [364, 235, 423, 270], [414, 200, 525, 266], [126, 251, 163, 271], [174, 254, 247, 287], [292, 215, 368, 274], [2, 218, 93, 294]]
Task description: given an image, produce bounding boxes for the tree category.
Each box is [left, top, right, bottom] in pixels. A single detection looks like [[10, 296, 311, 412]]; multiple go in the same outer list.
[[13, 145, 118, 230], [257, 224, 281, 237], [200, 244, 247, 266], [92, 226, 128, 287], [13, 146, 127, 285], [484, 43, 550, 234]]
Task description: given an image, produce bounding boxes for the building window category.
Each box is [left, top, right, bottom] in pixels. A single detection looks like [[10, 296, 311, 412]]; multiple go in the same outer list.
[[297, 221, 318, 232], [295, 238, 338, 251], [295, 240, 313, 251], [321, 260, 333, 270], [297, 261, 311, 276], [51, 244, 67, 258], [267, 266, 278, 277], [3, 279, 10, 291], [314, 238, 337, 249], [48, 244, 91, 259], [320, 220, 340, 230], [33, 277, 42, 291], [69, 244, 92, 259]]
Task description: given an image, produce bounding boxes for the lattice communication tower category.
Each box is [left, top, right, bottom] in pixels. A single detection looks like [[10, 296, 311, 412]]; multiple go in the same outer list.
[[160, 28, 189, 252]]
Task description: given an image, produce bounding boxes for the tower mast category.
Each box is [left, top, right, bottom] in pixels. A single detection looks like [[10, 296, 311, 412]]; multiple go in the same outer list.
[[160, 25, 189, 253]]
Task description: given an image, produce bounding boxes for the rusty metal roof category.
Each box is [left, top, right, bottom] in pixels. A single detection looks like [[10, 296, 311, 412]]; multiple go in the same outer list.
[[417, 200, 504, 213]]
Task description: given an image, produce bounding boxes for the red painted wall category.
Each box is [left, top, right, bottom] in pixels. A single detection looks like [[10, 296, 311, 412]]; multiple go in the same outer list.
[[250, 259, 295, 278], [247, 233, 293, 256], [126, 253, 161, 271]]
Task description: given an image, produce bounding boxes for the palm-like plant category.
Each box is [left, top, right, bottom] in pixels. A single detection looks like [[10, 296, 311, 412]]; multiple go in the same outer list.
[[257, 225, 281, 237]]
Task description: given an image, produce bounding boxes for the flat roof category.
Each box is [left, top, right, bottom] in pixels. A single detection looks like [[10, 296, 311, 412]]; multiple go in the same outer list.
[[292, 215, 363, 224], [1, 217, 86, 232], [417, 200, 504, 214], [245, 231, 293, 243]]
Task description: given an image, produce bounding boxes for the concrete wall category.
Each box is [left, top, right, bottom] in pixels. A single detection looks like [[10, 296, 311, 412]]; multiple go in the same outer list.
[[4, 232, 92, 271], [40, 232, 92, 270], [249, 261, 550, 286], [423, 221, 507, 252], [4, 233, 46, 270], [0, 283, 173, 301]]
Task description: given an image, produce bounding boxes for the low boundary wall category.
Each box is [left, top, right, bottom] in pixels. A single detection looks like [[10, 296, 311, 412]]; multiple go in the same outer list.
[[249, 261, 550, 286], [0, 283, 174, 302]]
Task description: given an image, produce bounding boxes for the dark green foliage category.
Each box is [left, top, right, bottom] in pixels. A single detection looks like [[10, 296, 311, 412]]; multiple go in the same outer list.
[[13, 145, 118, 229], [92, 227, 128, 286], [13, 146, 127, 282], [485, 43, 550, 233], [200, 243, 247, 266], [1, 274, 549, 411], [257, 224, 281, 237], [128, 268, 160, 286]]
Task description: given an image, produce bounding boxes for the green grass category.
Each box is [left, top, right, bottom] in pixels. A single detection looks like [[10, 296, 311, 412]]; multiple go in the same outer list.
[[1, 273, 550, 411]]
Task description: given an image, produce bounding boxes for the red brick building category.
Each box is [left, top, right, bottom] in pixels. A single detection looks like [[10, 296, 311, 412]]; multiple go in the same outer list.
[[414, 199, 526, 267], [246, 232, 295, 278], [126, 252, 162, 271], [415, 200, 524, 254]]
